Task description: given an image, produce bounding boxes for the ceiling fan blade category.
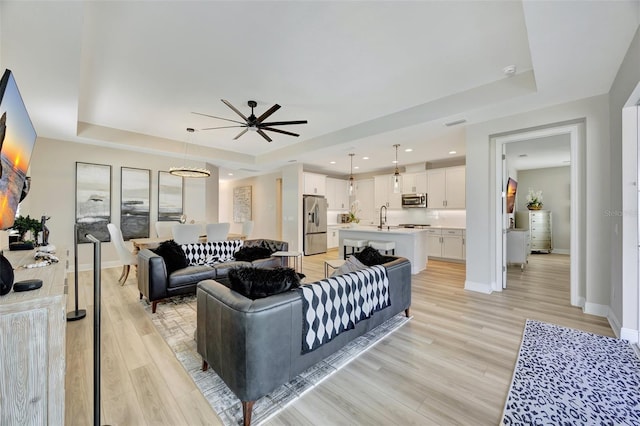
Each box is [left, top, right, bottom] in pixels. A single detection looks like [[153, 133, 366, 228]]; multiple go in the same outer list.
[[256, 104, 281, 123], [191, 111, 245, 125], [200, 125, 246, 130], [233, 128, 249, 140], [257, 129, 273, 142], [221, 99, 248, 122], [262, 127, 300, 137], [260, 120, 308, 126]]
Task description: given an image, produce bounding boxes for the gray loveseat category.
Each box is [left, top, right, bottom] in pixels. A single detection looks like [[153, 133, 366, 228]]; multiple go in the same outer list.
[[137, 238, 288, 313], [196, 256, 411, 425]]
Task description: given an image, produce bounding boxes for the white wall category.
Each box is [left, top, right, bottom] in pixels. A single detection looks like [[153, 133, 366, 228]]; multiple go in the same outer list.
[[219, 172, 281, 239], [465, 94, 610, 312], [516, 166, 571, 253], [22, 137, 218, 269], [612, 24, 640, 340]]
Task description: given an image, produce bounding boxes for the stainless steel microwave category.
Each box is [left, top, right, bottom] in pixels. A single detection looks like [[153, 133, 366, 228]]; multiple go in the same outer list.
[[402, 193, 427, 208]]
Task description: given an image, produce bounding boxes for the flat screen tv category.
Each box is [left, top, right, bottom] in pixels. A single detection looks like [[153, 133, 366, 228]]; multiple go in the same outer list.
[[506, 177, 517, 214], [0, 69, 37, 230]]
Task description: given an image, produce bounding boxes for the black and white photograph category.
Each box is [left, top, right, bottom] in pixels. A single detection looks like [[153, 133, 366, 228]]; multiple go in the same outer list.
[[76, 162, 111, 243], [158, 171, 183, 222], [120, 167, 150, 240]]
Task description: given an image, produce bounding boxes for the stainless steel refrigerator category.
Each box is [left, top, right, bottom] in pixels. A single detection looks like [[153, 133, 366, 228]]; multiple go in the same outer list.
[[303, 195, 327, 255]]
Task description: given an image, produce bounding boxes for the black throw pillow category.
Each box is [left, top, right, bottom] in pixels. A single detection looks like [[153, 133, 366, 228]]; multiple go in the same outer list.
[[228, 267, 301, 299], [233, 246, 272, 262], [353, 246, 395, 267], [152, 240, 189, 275]]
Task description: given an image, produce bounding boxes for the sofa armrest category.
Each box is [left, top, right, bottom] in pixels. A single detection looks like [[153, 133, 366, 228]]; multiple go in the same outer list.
[[243, 239, 289, 253], [137, 248, 169, 302], [196, 279, 300, 402]]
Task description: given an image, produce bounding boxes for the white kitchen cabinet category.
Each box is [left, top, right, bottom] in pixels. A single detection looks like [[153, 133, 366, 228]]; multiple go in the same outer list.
[[402, 171, 427, 194], [426, 166, 465, 209], [326, 177, 349, 210], [303, 172, 326, 195], [425, 227, 465, 261], [354, 179, 375, 223], [327, 226, 341, 249], [374, 175, 402, 209]]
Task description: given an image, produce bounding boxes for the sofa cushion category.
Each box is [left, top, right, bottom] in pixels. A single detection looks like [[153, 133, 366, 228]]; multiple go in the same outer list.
[[331, 255, 367, 277], [167, 265, 216, 289], [353, 246, 396, 267], [213, 261, 252, 278], [228, 267, 301, 299], [152, 240, 189, 274], [233, 246, 272, 262]]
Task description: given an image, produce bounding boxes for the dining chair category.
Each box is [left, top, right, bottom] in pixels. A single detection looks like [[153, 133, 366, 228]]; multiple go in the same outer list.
[[241, 220, 254, 239], [107, 223, 137, 286], [172, 223, 203, 244], [155, 221, 179, 238], [206, 222, 231, 242]]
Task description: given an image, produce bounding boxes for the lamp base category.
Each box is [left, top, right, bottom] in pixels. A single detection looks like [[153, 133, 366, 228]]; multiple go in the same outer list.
[[67, 309, 87, 321]]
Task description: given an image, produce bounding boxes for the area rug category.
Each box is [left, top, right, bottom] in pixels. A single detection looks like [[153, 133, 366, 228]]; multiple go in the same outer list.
[[142, 295, 410, 425], [502, 319, 640, 425]]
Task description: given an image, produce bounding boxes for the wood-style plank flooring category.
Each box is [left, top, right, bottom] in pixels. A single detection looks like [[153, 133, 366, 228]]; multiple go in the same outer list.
[[65, 251, 613, 425]]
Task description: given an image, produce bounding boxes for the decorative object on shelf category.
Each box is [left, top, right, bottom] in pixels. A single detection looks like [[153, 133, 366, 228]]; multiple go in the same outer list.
[[169, 128, 211, 178], [392, 144, 402, 193], [526, 188, 543, 210], [11, 215, 42, 249], [0, 253, 14, 295], [348, 200, 360, 225], [348, 153, 355, 196], [40, 215, 50, 246]]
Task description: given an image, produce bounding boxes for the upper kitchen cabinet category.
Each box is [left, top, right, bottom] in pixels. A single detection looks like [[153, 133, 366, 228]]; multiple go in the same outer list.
[[427, 166, 465, 209], [303, 172, 326, 195], [374, 175, 402, 209], [402, 171, 427, 194], [354, 179, 375, 222], [326, 177, 349, 210]]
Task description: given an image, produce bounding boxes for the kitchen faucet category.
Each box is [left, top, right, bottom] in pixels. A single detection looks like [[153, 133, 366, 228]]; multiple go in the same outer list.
[[378, 205, 387, 229]]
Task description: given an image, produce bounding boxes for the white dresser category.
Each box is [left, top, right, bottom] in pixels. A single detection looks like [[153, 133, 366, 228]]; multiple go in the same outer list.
[[507, 229, 530, 270], [515, 210, 553, 253], [0, 249, 68, 425]]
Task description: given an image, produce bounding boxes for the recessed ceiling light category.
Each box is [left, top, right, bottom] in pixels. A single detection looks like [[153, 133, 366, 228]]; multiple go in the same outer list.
[[288, 159, 296, 163], [518, 154, 528, 158], [444, 118, 467, 127], [503, 64, 517, 76], [354, 166, 359, 169], [330, 161, 336, 164], [404, 148, 413, 152], [228, 173, 233, 176], [392, 160, 398, 164], [449, 150, 457, 155], [362, 156, 369, 160]]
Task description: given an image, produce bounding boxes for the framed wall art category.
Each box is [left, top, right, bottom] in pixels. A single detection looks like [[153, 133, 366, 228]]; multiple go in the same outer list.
[[120, 167, 151, 240], [158, 171, 183, 221], [233, 185, 252, 223], [75, 162, 111, 243]]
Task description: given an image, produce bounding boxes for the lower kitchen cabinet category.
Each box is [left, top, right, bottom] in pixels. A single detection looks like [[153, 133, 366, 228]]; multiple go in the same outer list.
[[425, 228, 465, 261]]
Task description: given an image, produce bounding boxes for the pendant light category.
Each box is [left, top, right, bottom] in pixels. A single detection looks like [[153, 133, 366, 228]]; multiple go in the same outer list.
[[348, 153, 355, 196], [393, 144, 402, 193], [169, 128, 211, 178]]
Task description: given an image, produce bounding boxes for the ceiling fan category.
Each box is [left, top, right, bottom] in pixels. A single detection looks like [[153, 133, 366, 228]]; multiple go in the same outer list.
[[193, 100, 308, 142]]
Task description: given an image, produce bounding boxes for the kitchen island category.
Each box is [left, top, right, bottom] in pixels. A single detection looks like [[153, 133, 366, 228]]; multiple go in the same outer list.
[[338, 226, 429, 274]]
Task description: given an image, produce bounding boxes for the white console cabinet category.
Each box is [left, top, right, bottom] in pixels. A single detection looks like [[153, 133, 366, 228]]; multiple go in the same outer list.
[[507, 229, 530, 270]]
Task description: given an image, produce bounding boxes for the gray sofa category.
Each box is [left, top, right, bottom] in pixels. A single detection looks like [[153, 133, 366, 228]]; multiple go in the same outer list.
[[137, 238, 288, 313], [196, 256, 411, 425]]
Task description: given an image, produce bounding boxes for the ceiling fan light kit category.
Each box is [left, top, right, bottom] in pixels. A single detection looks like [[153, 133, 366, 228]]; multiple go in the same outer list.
[[194, 99, 308, 143]]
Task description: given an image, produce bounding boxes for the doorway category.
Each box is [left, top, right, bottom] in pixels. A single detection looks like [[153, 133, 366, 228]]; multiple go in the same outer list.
[[493, 122, 583, 307]]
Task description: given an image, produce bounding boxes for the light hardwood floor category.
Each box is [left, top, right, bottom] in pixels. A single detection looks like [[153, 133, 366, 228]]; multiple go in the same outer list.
[[65, 251, 613, 425]]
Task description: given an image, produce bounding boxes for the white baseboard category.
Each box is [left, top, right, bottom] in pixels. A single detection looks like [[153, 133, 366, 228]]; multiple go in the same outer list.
[[584, 302, 609, 317], [577, 296, 586, 309], [464, 280, 493, 294], [620, 327, 639, 344], [551, 248, 570, 255], [607, 310, 622, 338]]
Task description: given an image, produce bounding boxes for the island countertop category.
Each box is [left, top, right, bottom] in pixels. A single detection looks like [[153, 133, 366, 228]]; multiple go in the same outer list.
[[338, 226, 429, 274]]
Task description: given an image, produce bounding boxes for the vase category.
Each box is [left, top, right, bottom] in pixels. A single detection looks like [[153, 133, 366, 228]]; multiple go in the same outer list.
[[527, 204, 543, 210]]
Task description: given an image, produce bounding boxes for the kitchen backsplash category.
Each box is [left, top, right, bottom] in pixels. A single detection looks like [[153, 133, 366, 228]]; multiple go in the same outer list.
[[328, 208, 466, 228]]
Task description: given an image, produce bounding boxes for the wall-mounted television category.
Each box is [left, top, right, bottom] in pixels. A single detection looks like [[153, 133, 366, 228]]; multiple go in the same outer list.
[[0, 69, 37, 230], [506, 177, 517, 214]]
